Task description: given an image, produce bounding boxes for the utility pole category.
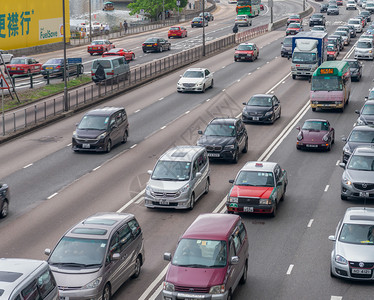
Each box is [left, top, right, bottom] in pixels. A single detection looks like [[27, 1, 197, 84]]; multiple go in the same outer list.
[[62, 0, 68, 112], [89, 0, 92, 42], [202, 0, 206, 56], [162, 0, 165, 25]]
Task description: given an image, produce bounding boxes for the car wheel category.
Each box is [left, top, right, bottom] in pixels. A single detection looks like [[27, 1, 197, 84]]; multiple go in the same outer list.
[[168, 45, 171, 50], [292, 75, 296, 79], [312, 107, 316, 112], [210, 79, 214, 89], [159, 46, 163, 53], [240, 263, 248, 284], [242, 139, 248, 153], [296, 145, 301, 150], [90, 53, 93, 56], [106, 140, 112, 153], [327, 143, 331, 151], [143, 50, 147, 53], [188, 193, 195, 210], [278, 108, 281, 119], [0, 200, 8, 218], [121, 130, 128, 143], [341, 194, 348, 200], [232, 149, 239, 164], [270, 202, 277, 217], [131, 256, 142, 279], [131, 54, 135, 60], [102, 284, 111, 300], [227, 290, 233, 300], [202, 84, 206, 93], [204, 179, 210, 194], [281, 185, 286, 201], [330, 265, 336, 278]]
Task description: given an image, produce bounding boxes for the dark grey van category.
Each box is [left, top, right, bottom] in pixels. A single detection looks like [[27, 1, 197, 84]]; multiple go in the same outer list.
[[281, 36, 293, 57], [0, 258, 59, 300], [72, 107, 129, 153]]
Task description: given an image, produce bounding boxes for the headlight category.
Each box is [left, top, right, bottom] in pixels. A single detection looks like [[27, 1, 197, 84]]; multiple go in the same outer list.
[[179, 184, 190, 194], [196, 81, 204, 86], [370, 50, 373, 53], [224, 144, 235, 150], [335, 255, 348, 265], [146, 185, 155, 196], [230, 197, 238, 203], [82, 277, 102, 289], [242, 110, 249, 116], [322, 135, 329, 142], [72, 131, 77, 138], [97, 132, 107, 140], [357, 118, 365, 125], [342, 175, 352, 185], [209, 284, 225, 294], [265, 111, 273, 116], [163, 281, 175, 292], [343, 146, 351, 155], [297, 134, 303, 141], [259, 198, 271, 205]]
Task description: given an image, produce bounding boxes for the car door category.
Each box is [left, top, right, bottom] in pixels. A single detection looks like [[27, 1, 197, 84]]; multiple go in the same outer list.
[[273, 96, 280, 117], [109, 112, 121, 145], [191, 159, 201, 197], [275, 164, 286, 200], [236, 121, 245, 152], [227, 228, 246, 293], [204, 69, 212, 87], [196, 152, 208, 198]]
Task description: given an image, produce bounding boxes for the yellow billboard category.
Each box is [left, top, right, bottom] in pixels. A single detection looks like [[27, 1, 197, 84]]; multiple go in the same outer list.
[[0, 0, 70, 51]]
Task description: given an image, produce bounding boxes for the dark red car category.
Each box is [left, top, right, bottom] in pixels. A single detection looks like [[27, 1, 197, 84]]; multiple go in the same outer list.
[[87, 40, 115, 55], [296, 119, 335, 151], [234, 42, 259, 62], [260, 3, 264, 10], [287, 14, 302, 25], [102, 48, 135, 61], [6, 57, 42, 76], [168, 26, 187, 38]]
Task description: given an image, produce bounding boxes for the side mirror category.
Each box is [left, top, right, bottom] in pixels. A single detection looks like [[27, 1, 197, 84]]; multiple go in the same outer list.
[[281, 42, 283, 44], [164, 252, 172, 261], [180, 74, 183, 78], [75, 123, 79, 127], [147, 170, 152, 175], [230, 256, 239, 265], [355, 110, 360, 114], [242, 102, 246, 105], [365, 96, 368, 101], [277, 181, 282, 186], [331, 127, 335, 132], [339, 162, 346, 169], [195, 172, 202, 178], [44, 248, 51, 256], [112, 253, 120, 261], [198, 130, 203, 135], [342, 137, 347, 141], [229, 179, 234, 184], [296, 126, 300, 130], [328, 235, 336, 241]]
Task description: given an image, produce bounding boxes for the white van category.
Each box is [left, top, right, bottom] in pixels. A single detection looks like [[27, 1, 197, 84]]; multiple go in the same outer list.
[[145, 146, 210, 210], [0, 258, 59, 300], [91, 56, 130, 83], [355, 38, 374, 60]]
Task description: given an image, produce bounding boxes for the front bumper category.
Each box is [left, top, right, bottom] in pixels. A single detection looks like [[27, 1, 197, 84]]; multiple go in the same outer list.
[[234, 54, 253, 61], [281, 50, 292, 57], [355, 52, 373, 60], [72, 137, 107, 152], [58, 287, 101, 300], [296, 141, 330, 150], [226, 202, 275, 214], [331, 259, 374, 280], [144, 193, 190, 209], [341, 182, 374, 200], [310, 101, 344, 109], [177, 84, 205, 92], [242, 113, 273, 123], [162, 290, 229, 300]]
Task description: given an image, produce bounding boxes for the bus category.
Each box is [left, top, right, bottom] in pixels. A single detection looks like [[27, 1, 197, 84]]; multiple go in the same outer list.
[[310, 61, 351, 112], [236, 0, 261, 17]]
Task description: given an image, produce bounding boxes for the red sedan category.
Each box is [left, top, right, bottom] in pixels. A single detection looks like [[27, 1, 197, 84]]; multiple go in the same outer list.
[[260, 3, 264, 10], [6, 57, 42, 76], [102, 48, 135, 61], [168, 26, 187, 38], [296, 119, 335, 151], [87, 40, 115, 55], [286, 23, 302, 35]]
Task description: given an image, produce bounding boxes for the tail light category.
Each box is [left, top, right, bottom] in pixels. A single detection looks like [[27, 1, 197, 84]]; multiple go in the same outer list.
[[142, 43, 145, 46], [56, 65, 61, 69], [91, 72, 95, 76], [106, 71, 114, 75], [153, 43, 158, 46]]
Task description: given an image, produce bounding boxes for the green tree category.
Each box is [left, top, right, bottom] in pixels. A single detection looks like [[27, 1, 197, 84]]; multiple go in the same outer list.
[[129, 0, 188, 20]]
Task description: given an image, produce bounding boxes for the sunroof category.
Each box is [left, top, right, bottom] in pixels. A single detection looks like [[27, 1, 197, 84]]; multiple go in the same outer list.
[[350, 215, 374, 222], [0, 271, 23, 283], [171, 151, 187, 157], [72, 228, 107, 235], [83, 218, 117, 226]]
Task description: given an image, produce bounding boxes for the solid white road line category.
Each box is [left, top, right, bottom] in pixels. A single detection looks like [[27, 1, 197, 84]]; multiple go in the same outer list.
[[336, 160, 340, 165], [117, 188, 145, 212], [324, 185, 330, 192], [138, 264, 170, 300], [93, 166, 101, 171], [331, 296, 343, 300], [23, 163, 33, 169], [130, 144, 137, 149], [160, 125, 166, 130], [286, 264, 294, 275], [135, 109, 141, 113], [47, 193, 58, 200], [307, 219, 314, 228]]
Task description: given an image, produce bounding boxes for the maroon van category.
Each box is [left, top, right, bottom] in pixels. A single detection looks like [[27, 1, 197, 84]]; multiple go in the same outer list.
[[162, 213, 249, 300]]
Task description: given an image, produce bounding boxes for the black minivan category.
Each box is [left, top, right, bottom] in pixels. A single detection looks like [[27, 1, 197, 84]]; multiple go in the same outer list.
[[72, 107, 129, 153]]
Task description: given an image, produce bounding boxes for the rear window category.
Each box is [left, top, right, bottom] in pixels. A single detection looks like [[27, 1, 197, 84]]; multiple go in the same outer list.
[[169, 27, 180, 30], [92, 60, 112, 69], [45, 58, 63, 64]]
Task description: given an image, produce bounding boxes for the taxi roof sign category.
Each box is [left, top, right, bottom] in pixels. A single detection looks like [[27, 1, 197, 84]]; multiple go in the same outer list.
[[255, 163, 263, 167]]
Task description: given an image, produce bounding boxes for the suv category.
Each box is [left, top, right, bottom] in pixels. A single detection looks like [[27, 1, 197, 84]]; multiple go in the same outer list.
[[145, 146, 210, 210], [72, 107, 129, 153], [45, 212, 145, 300], [0, 182, 9, 218], [343, 58, 362, 81], [199, 12, 214, 21], [309, 13, 326, 26], [329, 207, 374, 280], [340, 146, 374, 200], [348, 18, 363, 33], [356, 100, 374, 125], [197, 117, 248, 163], [342, 125, 374, 163], [235, 15, 252, 27], [242, 94, 281, 123]]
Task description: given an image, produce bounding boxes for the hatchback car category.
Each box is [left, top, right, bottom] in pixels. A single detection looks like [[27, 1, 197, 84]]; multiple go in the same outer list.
[[309, 13, 326, 26], [356, 100, 374, 126], [102, 48, 135, 61], [0, 50, 13, 64], [191, 16, 208, 27], [342, 125, 374, 163], [344, 59, 362, 81], [0, 182, 9, 218], [177, 68, 213, 93], [142, 37, 171, 53], [235, 15, 252, 27], [329, 207, 374, 280], [359, 10, 371, 22], [327, 44, 339, 60], [311, 25, 326, 32], [72, 107, 129, 153], [327, 4, 339, 15], [45, 212, 144, 300], [41, 58, 84, 78], [227, 161, 287, 217], [296, 119, 335, 151], [340, 146, 374, 201], [286, 23, 302, 35], [287, 14, 302, 25], [87, 40, 115, 55], [197, 117, 248, 163], [199, 12, 214, 21], [234, 42, 259, 61], [242, 94, 281, 124], [168, 26, 187, 38], [6, 57, 42, 76]]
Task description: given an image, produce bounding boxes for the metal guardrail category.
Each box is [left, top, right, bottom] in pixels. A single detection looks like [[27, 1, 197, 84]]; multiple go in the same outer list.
[[0, 24, 267, 138]]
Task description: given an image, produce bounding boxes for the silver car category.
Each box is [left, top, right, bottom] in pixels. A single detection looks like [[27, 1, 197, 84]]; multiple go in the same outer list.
[[45, 212, 145, 300], [355, 39, 374, 60], [340, 146, 374, 201], [0, 50, 13, 64], [329, 207, 374, 280]]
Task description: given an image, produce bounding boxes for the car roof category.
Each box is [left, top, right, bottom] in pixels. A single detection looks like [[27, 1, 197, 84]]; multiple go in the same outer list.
[[343, 207, 374, 224], [185, 68, 206, 72], [304, 118, 329, 123], [239, 42, 255, 46], [65, 212, 134, 240], [352, 145, 374, 156], [251, 94, 272, 98], [241, 161, 277, 172], [351, 125, 374, 131], [209, 117, 238, 125], [358, 38, 373, 42], [182, 213, 240, 240], [84, 106, 124, 117], [160, 146, 205, 162]]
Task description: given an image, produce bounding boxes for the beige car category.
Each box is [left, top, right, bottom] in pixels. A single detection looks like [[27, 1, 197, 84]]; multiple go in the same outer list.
[[235, 15, 252, 26]]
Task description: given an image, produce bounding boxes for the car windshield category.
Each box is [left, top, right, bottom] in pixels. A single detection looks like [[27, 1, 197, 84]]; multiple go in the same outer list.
[[172, 239, 227, 268], [312, 76, 342, 91], [45, 58, 63, 64], [204, 124, 236, 137], [92, 60, 111, 69], [193, 17, 202, 21], [92, 41, 105, 45], [357, 41, 372, 48], [247, 96, 272, 107], [145, 38, 159, 43], [313, 27, 324, 31], [339, 224, 374, 244], [235, 170, 275, 187], [237, 16, 247, 19], [183, 70, 204, 78], [283, 38, 292, 46], [347, 155, 374, 171], [348, 130, 374, 143], [48, 236, 107, 267], [302, 121, 329, 131], [313, 14, 323, 18], [170, 27, 180, 31], [78, 115, 109, 130], [10, 58, 26, 64], [327, 45, 336, 51], [151, 161, 191, 181], [349, 20, 360, 25], [292, 52, 317, 64], [334, 31, 346, 37], [289, 15, 299, 19], [347, 61, 359, 68], [237, 44, 253, 50], [288, 24, 300, 28], [329, 5, 338, 8]]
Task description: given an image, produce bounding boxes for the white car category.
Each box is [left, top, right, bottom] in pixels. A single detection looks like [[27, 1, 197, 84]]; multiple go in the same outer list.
[[311, 25, 327, 32], [348, 18, 363, 33], [346, 0, 357, 9], [0, 50, 13, 64], [177, 68, 213, 93], [235, 15, 252, 27]]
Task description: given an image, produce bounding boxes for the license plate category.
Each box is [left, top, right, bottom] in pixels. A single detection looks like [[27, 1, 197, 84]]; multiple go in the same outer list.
[[252, 117, 260, 121], [82, 143, 90, 149], [11, 67, 16, 70], [243, 207, 254, 212], [93, 47, 98, 50], [172, 34, 176, 36], [159, 200, 169, 205], [360, 192, 370, 197], [46, 67, 53, 69], [306, 144, 318, 148], [352, 268, 371, 274], [147, 45, 152, 47], [207, 153, 220, 157], [60, 297, 69, 300]]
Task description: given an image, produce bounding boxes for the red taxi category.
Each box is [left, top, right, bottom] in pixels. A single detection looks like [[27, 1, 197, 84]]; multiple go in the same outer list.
[[260, 3, 264, 10], [102, 48, 135, 61], [326, 44, 338, 60], [6, 57, 42, 76], [286, 23, 302, 35], [234, 42, 259, 62], [287, 14, 302, 25], [227, 161, 287, 217], [168, 26, 187, 38], [87, 40, 115, 55]]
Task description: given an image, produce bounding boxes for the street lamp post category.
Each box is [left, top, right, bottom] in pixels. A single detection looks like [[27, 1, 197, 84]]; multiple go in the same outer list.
[[202, 0, 206, 56], [162, 0, 165, 25], [89, 0, 92, 42], [62, 0, 68, 112]]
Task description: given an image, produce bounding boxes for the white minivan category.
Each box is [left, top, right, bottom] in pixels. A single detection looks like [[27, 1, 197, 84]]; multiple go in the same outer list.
[[355, 38, 374, 60]]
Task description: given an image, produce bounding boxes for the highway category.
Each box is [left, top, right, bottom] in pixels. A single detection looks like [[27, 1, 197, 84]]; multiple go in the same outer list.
[[1, 0, 373, 299]]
